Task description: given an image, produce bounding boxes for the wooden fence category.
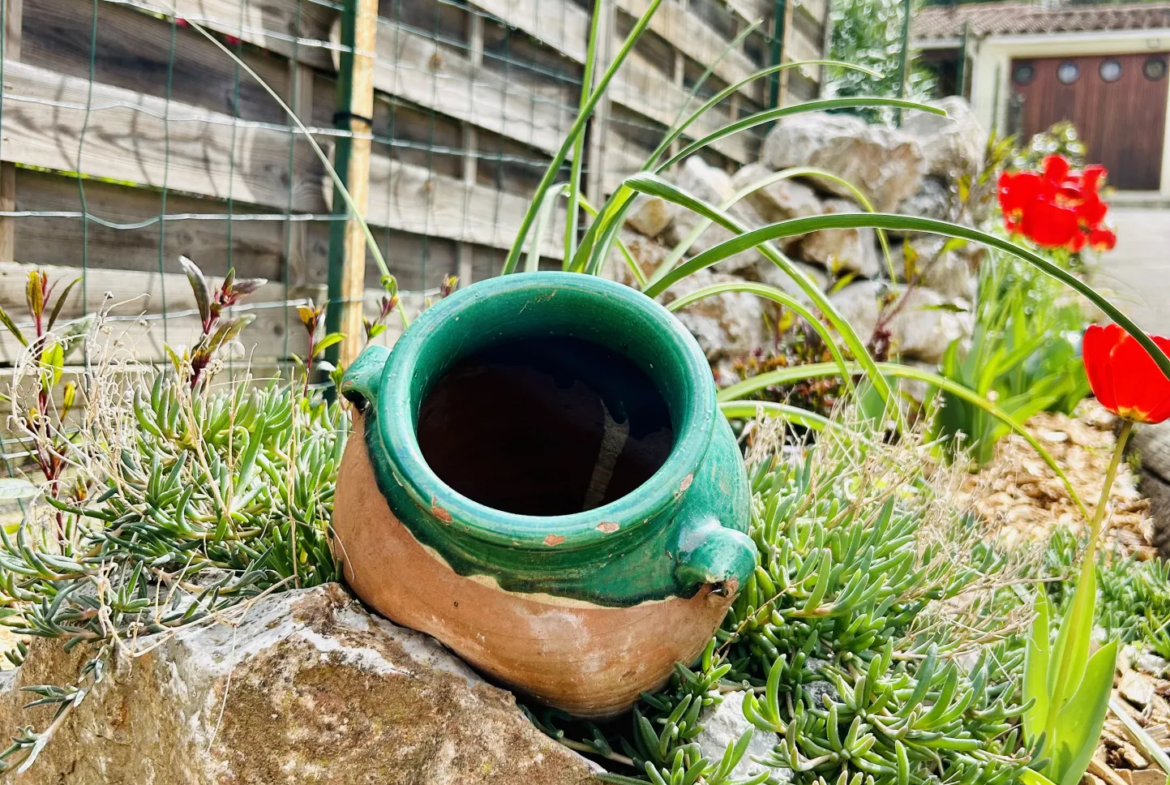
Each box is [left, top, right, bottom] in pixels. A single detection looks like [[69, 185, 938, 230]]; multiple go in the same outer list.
[[0, 0, 829, 373]]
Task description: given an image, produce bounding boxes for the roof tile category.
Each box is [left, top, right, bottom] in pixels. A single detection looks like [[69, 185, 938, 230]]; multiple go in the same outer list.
[[913, 2, 1170, 40]]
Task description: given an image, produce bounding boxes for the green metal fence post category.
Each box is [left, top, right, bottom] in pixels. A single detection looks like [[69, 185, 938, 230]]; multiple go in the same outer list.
[[326, 0, 377, 366], [767, 0, 786, 109], [894, 0, 912, 126]]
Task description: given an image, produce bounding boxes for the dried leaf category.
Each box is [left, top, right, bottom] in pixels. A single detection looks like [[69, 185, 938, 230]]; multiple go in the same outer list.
[[46, 277, 81, 333], [0, 306, 28, 347], [179, 256, 212, 326]]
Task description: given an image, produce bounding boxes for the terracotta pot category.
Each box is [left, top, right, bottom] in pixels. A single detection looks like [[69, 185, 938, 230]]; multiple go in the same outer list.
[[333, 272, 755, 718]]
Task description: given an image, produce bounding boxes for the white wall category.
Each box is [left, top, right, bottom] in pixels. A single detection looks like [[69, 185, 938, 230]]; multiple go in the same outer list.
[[965, 29, 1170, 195]]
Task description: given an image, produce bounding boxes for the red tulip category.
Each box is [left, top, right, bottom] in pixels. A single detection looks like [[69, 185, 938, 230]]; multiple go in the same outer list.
[[998, 155, 1115, 253], [1084, 323, 1170, 424]]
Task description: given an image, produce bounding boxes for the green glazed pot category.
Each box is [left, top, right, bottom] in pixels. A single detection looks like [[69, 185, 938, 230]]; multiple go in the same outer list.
[[333, 272, 756, 717]]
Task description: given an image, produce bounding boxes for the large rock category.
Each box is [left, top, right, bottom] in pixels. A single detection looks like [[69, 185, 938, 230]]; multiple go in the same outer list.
[[0, 584, 598, 784], [884, 286, 974, 363], [752, 258, 831, 304], [828, 279, 887, 343], [664, 268, 770, 361], [1133, 422, 1170, 559], [895, 176, 952, 228], [611, 230, 671, 286], [902, 97, 988, 180], [827, 281, 972, 363], [731, 163, 822, 225], [798, 199, 881, 279], [761, 112, 926, 211], [667, 157, 765, 273], [626, 194, 677, 238], [892, 235, 978, 300]]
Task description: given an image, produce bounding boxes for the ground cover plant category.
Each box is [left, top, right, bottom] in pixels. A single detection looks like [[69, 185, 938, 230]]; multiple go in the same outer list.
[[0, 0, 1166, 780]]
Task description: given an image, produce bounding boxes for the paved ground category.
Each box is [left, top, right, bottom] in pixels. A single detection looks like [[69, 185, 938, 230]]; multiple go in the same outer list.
[[1092, 208, 1170, 335]]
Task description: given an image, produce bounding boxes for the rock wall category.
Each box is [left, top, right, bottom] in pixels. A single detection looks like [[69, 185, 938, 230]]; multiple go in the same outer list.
[[0, 585, 598, 785], [619, 99, 989, 378]]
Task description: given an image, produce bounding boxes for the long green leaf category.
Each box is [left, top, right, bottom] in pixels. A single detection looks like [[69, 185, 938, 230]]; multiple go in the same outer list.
[[577, 194, 646, 287], [718, 361, 1091, 521], [648, 60, 881, 169], [666, 280, 855, 394], [1051, 640, 1118, 785], [649, 211, 1170, 382], [642, 166, 896, 291], [501, 0, 666, 275], [1023, 590, 1051, 744], [564, 0, 604, 262], [1046, 562, 1097, 733], [718, 401, 872, 442], [627, 174, 896, 411], [657, 98, 946, 172]]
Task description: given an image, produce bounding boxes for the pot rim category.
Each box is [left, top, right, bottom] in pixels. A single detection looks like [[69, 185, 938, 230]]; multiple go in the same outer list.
[[373, 272, 716, 552]]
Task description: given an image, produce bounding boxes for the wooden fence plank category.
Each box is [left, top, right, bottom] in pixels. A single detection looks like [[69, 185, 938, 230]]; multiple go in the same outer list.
[[166, 0, 336, 70], [470, 0, 589, 65], [23, 0, 294, 125], [361, 18, 574, 157], [615, 0, 762, 104], [609, 52, 747, 163], [1, 60, 555, 256], [359, 154, 564, 260], [0, 262, 314, 363], [11, 168, 322, 289], [0, 60, 326, 212]]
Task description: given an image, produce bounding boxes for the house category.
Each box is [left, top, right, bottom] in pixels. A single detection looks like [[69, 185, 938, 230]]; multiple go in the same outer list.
[[912, 2, 1170, 196]]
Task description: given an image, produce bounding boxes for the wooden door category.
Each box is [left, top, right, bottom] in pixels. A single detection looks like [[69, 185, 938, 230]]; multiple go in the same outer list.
[[1009, 53, 1169, 191]]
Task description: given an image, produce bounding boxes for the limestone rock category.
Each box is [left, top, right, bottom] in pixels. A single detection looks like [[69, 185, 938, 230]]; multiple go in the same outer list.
[[895, 176, 952, 228], [884, 286, 973, 364], [828, 279, 887, 343], [612, 230, 671, 287], [892, 235, 977, 301], [752, 258, 831, 304], [799, 199, 881, 279], [695, 691, 789, 783], [667, 157, 765, 273], [732, 163, 822, 224], [902, 97, 987, 180], [0, 584, 597, 785], [827, 281, 971, 363], [761, 112, 925, 211], [626, 194, 676, 238], [1134, 422, 1170, 559], [664, 268, 770, 361]]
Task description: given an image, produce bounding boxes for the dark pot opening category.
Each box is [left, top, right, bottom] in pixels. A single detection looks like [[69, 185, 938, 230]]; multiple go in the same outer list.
[[416, 335, 675, 517]]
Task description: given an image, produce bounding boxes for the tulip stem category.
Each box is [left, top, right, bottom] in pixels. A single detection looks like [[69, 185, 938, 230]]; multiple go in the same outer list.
[[1082, 419, 1134, 571]]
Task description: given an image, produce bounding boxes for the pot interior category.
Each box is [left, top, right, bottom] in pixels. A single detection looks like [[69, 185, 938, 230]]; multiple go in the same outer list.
[[416, 335, 675, 517]]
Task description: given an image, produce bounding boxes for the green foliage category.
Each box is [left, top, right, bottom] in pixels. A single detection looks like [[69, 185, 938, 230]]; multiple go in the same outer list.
[[932, 253, 1090, 467], [826, 0, 937, 122], [533, 426, 1036, 784], [1013, 123, 1086, 172]]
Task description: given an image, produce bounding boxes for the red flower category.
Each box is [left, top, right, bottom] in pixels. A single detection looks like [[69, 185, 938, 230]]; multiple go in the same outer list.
[[1084, 323, 1170, 424], [998, 155, 1115, 253]]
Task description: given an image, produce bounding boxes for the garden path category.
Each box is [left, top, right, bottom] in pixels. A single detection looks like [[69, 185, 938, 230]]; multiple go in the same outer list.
[[1093, 208, 1170, 335]]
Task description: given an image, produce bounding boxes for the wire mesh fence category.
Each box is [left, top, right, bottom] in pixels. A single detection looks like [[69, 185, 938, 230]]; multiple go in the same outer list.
[[0, 0, 829, 459]]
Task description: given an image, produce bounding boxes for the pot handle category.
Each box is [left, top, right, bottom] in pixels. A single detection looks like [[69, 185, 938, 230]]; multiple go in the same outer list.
[[338, 345, 391, 411], [674, 518, 757, 596]]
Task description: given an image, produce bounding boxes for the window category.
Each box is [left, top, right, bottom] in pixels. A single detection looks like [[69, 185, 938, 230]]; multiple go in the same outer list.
[[1057, 62, 1080, 84], [1099, 59, 1122, 83], [1146, 57, 1168, 82], [1012, 63, 1035, 85]]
